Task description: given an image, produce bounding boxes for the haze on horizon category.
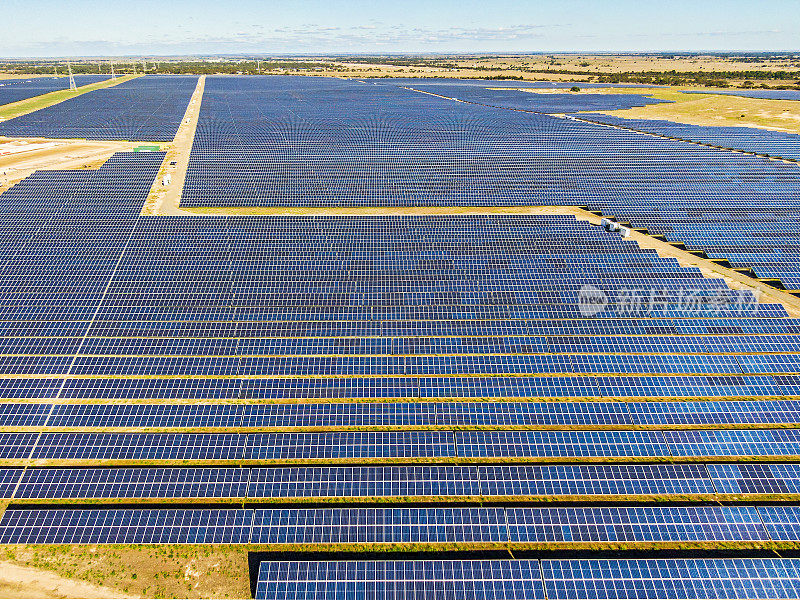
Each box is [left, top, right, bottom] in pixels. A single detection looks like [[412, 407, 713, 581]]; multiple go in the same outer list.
[[4, 0, 799, 58]]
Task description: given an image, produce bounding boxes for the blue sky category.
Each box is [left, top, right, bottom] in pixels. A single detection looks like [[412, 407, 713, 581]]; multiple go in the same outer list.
[[4, 0, 799, 57]]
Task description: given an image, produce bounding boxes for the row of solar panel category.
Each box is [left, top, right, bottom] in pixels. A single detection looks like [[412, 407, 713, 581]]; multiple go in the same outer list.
[[0, 292, 757, 307], [1, 304, 787, 323], [4, 505, 800, 545], [1, 304, 786, 321], [255, 558, 800, 600], [4, 429, 800, 460], [0, 462, 796, 499], [61, 353, 800, 375], [4, 400, 800, 428], [21, 335, 800, 357], [0, 375, 795, 399]]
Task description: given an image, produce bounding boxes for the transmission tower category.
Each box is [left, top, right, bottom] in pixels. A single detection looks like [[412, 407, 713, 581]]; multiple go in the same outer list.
[[67, 62, 77, 91]]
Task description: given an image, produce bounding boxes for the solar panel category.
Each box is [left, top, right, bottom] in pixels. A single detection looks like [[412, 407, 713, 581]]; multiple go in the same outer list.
[[542, 558, 800, 600], [708, 463, 800, 494], [0, 463, 724, 500], [254, 558, 800, 600], [0, 508, 252, 544], [0, 75, 110, 106], [251, 507, 508, 544], [255, 560, 546, 600], [15, 467, 249, 499]]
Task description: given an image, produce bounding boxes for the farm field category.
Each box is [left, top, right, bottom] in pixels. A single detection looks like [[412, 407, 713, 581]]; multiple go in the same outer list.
[[0, 65, 799, 597]]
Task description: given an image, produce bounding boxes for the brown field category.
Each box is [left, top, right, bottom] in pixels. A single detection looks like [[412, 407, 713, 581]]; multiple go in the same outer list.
[[0, 74, 61, 80], [0, 546, 249, 599], [315, 54, 800, 84]]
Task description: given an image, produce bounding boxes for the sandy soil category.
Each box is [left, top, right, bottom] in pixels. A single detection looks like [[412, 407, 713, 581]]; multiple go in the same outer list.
[[0, 546, 250, 599], [0, 560, 137, 599]]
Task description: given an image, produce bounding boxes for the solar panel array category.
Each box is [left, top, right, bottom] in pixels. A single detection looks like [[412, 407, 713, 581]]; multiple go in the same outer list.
[[9, 428, 800, 462], [3, 75, 800, 595], [389, 79, 669, 112], [0, 207, 794, 403], [567, 113, 800, 291], [0, 75, 197, 141], [182, 76, 800, 208], [181, 75, 800, 296], [373, 79, 667, 90], [16, 462, 800, 500], [6, 400, 800, 428], [0, 75, 110, 106], [0, 505, 789, 544]]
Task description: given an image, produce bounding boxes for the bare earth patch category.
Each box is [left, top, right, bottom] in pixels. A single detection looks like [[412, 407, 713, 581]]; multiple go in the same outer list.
[[0, 560, 138, 599], [0, 545, 250, 599]]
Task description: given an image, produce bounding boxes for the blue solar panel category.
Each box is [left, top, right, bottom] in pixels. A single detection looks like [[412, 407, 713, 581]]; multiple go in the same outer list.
[[708, 463, 800, 494], [2, 463, 724, 500], [254, 558, 800, 600], [542, 558, 800, 600], [255, 560, 546, 600], [0, 73, 799, 588], [0, 509, 252, 544], [15, 467, 249, 499], [0, 76, 197, 141]]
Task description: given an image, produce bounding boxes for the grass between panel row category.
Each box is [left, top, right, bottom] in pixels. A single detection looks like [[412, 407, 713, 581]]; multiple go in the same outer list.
[[3, 423, 800, 434], [5, 493, 797, 506], [0, 394, 797, 404]]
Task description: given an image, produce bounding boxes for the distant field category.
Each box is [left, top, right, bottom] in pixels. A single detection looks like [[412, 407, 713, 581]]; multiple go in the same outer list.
[[0, 74, 57, 80], [323, 54, 800, 85], [577, 86, 800, 133]]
